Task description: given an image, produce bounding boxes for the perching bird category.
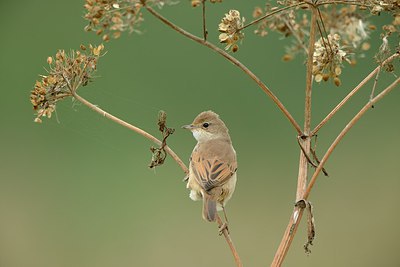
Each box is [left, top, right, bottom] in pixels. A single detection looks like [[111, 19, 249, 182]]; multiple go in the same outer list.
[[182, 111, 237, 227]]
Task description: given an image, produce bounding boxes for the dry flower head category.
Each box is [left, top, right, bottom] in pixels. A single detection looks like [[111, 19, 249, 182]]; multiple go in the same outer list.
[[218, 10, 245, 52], [84, 0, 144, 41], [251, 1, 399, 80], [30, 44, 105, 123], [312, 34, 350, 85]]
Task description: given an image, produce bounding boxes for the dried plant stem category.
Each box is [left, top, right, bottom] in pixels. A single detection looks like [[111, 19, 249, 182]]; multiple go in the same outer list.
[[72, 92, 189, 174], [311, 52, 400, 136], [271, 6, 317, 266], [216, 215, 243, 267], [316, 1, 372, 8], [238, 2, 306, 32], [304, 76, 400, 199], [141, 1, 302, 135], [202, 0, 207, 40], [71, 91, 242, 265], [271, 77, 399, 267]]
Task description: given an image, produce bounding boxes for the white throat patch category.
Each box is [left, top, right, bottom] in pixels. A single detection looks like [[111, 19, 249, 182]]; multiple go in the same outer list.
[[192, 129, 213, 142]]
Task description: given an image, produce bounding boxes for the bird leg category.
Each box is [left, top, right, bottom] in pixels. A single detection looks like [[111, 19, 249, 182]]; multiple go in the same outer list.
[[218, 206, 230, 235]]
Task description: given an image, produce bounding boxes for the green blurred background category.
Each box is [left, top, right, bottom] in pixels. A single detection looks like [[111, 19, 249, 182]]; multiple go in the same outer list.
[[1, 1, 399, 266]]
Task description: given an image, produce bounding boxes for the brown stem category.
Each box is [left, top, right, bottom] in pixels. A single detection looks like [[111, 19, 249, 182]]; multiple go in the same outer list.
[[304, 77, 400, 199], [72, 92, 189, 174], [141, 1, 302, 135], [202, 0, 207, 41], [271, 5, 318, 266], [238, 2, 306, 32], [271, 76, 399, 267], [311, 52, 400, 136], [216, 215, 243, 267], [316, 1, 372, 8]]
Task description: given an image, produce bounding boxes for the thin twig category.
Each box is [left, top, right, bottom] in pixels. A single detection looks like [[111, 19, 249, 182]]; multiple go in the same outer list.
[[271, 5, 318, 266], [202, 0, 207, 41], [316, 8, 333, 55], [216, 215, 243, 267], [310, 148, 329, 176], [238, 2, 306, 32], [304, 77, 400, 199], [316, 0, 372, 8], [71, 92, 189, 174], [370, 67, 381, 102], [281, 17, 308, 54], [141, 1, 303, 135], [311, 52, 400, 136], [297, 136, 328, 176]]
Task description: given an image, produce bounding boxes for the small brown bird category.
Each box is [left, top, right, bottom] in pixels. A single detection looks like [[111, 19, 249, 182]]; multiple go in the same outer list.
[[182, 111, 237, 225]]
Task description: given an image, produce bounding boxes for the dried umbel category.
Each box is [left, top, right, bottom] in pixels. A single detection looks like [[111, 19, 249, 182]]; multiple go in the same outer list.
[[191, 0, 222, 7], [84, 0, 144, 41], [30, 44, 105, 123], [84, 0, 179, 40], [312, 34, 350, 85], [218, 10, 245, 52]]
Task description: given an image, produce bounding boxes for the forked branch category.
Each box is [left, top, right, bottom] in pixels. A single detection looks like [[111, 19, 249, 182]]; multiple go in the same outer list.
[[140, 0, 303, 135], [311, 52, 400, 136], [305, 76, 400, 199], [271, 75, 399, 266]]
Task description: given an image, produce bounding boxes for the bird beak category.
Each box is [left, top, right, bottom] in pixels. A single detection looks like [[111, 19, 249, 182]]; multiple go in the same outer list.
[[182, 124, 196, 130]]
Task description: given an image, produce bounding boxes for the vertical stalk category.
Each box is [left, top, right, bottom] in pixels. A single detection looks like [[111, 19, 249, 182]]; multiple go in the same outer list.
[[271, 5, 317, 266]]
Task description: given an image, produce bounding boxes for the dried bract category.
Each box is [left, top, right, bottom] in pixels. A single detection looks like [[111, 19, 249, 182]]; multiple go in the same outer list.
[[30, 44, 105, 123], [149, 110, 175, 169], [218, 10, 245, 52]]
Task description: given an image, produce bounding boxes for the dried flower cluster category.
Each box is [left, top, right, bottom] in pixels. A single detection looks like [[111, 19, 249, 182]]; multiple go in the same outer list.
[[249, 1, 399, 84], [364, 0, 400, 14], [84, 0, 144, 41], [312, 34, 350, 86], [191, 0, 222, 7], [30, 44, 105, 123], [218, 10, 245, 52]]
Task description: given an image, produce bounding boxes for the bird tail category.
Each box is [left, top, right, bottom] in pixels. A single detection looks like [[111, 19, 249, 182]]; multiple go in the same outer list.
[[202, 193, 217, 222]]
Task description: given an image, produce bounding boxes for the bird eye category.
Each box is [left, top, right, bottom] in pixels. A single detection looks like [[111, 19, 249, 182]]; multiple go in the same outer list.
[[202, 122, 209, 128]]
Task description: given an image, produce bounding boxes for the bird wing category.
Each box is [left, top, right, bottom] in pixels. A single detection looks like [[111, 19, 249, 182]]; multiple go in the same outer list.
[[190, 152, 237, 192]]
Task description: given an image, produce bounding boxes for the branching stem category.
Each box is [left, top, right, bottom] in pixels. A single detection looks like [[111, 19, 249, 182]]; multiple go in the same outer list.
[[311, 52, 400, 136], [271, 76, 399, 267], [304, 77, 400, 199], [71, 92, 189, 174], [141, 1, 302, 135]]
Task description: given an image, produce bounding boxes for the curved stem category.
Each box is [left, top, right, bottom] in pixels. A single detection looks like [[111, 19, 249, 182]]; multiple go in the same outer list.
[[141, 1, 302, 135], [72, 92, 189, 174], [311, 52, 400, 136], [304, 77, 400, 199]]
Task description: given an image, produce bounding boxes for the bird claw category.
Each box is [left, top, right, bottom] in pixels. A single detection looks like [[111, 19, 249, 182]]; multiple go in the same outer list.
[[218, 222, 229, 235]]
